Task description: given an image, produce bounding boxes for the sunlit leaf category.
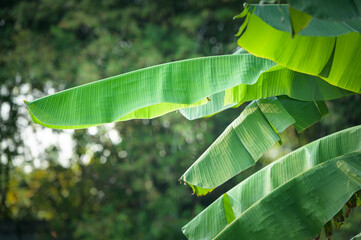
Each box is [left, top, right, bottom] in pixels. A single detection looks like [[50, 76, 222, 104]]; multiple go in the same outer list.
[[214, 151, 361, 240], [223, 65, 352, 106], [237, 6, 361, 93], [179, 90, 237, 120], [288, 6, 312, 36], [181, 64, 352, 120], [26, 54, 276, 129], [180, 96, 330, 196], [183, 126, 361, 240]]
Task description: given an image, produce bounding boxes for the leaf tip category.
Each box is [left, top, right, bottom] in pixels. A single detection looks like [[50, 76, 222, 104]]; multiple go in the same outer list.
[[179, 178, 215, 196]]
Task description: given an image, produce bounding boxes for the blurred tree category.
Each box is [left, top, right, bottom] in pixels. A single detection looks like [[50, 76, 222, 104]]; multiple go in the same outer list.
[[0, 0, 243, 239]]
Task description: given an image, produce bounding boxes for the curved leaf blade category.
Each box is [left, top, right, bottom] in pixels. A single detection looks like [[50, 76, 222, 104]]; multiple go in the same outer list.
[[224, 65, 353, 105], [215, 151, 361, 240], [288, 0, 361, 22], [238, 8, 361, 93], [179, 90, 237, 120], [288, 6, 312, 36], [250, 4, 361, 37], [180, 96, 328, 196], [26, 54, 276, 129], [182, 125, 361, 240], [182, 64, 352, 120]]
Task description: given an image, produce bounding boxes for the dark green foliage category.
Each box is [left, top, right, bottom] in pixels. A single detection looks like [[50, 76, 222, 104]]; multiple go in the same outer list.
[[0, 0, 242, 239]]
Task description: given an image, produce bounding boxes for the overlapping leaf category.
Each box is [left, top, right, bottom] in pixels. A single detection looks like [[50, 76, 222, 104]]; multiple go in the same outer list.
[[180, 96, 329, 196], [26, 53, 276, 129], [181, 64, 351, 120], [214, 151, 361, 240], [180, 90, 237, 120], [223, 65, 352, 106], [255, 1, 361, 22], [250, 4, 361, 36], [183, 126, 361, 240], [26, 46, 352, 127], [288, 0, 361, 22], [237, 5, 361, 93]]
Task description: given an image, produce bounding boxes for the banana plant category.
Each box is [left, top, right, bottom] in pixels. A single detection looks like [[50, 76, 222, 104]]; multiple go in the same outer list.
[[25, 1, 361, 239], [25, 51, 350, 129], [237, 4, 361, 93], [214, 151, 361, 240], [183, 126, 361, 240], [180, 96, 330, 196]]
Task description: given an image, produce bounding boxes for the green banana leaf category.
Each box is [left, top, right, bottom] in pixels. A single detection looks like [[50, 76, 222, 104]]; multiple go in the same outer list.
[[179, 49, 244, 120], [181, 64, 352, 120], [180, 96, 328, 196], [26, 47, 352, 126], [182, 125, 361, 240], [249, 4, 361, 36], [214, 151, 361, 240], [223, 65, 353, 106], [25, 53, 276, 129], [256, 1, 361, 27], [288, 0, 361, 22], [288, 6, 312, 36], [180, 90, 237, 120], [352, 232, 361, 240], [237, 7, 361, 93]]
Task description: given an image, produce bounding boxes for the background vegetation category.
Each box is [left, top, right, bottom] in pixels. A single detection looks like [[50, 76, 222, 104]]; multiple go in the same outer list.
[[0, 0, 360, 239]]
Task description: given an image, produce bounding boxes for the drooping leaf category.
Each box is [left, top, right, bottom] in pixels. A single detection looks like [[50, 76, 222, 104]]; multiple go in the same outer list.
[[182, 126, 361, 240], [276, 95, 326, 132], [25, 53, 276, 129], [179, 49, 242, 120], [181, 64, 352, 120], [288, 0, 361, 22], [237, 6, 361, 93], [288, 6, 312, 36], [179, 90, 237, 120], [250, 4, 361, 36], [223, 65, 353, 106], [180, 96, 329, 196], [214, 151, 361, 240]]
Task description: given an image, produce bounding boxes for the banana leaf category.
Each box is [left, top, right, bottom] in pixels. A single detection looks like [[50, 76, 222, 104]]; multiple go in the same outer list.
[[181, 64, 352, 120], [253, 1, 361, 28], [237, 7, 361, 93], [223, 65, 353, 106], [214, 151, 361, 240], [179, 49, 244, 120], [26, 47, 353, 126], [182, 125, 361, 240], [249, 4, 361, 36], [352, 232, 361, 240], [288, 6, 312, 36], [25, 53, 276, 129], [288, 0, 361, 22], [179, 96, 329, 196], [179, 90, 237, 120]]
